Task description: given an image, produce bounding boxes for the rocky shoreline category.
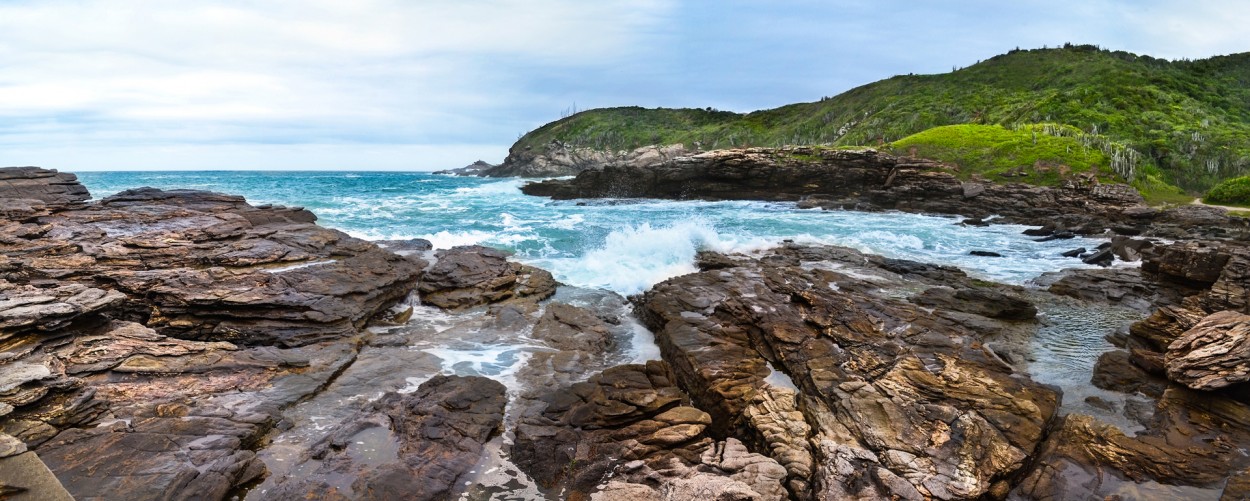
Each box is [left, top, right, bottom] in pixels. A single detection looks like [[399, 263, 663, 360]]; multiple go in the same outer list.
[[521, 146, 1249, 241], [3, 165, 1250, 500]]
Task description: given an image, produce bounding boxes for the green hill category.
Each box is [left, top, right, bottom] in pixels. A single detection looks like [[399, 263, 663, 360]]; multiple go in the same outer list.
[[512, 44, 1250, 193]]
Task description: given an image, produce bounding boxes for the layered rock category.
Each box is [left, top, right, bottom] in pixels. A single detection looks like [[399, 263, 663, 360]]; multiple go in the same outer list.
[[513, 362, 788, 500], [1165, 311, 1250, 390], [417, 245, 556, 310], [265, 375, 507, 501], [522, 147, 1153, 230], [0, 167, 426, 499], [633, 244, 1061, 499], [1015, 389, 1250, 499], [0, 167, 89, 207], [485, 143, 692, 177]]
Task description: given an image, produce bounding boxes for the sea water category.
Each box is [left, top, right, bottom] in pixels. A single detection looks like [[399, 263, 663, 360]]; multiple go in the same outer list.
[[78, 171, 1112, 295]]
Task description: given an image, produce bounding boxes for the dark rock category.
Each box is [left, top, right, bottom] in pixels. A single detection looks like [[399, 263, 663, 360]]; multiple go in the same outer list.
[[1081, 248, 1115, 266], [1023, 223, 1057, 237], [266, 375, 507, 501], [1166, 311, 1250, 390], [1036, 231, 1076, 242], [962, 217, 990, 227], [969, 250, 1002, 257], [1060, 247, 1086, 258], [513, 362, 788, 500], [520, 148, 1148, 230], [0, 167, 90, 207], [1084, 395, 1117, 412], [433, 160, 495, 176], [418, 245, 557, 309], [911, 286, 1038, 320], [1091, 350, 1169, 398], [1110, 235, 1153, 262]]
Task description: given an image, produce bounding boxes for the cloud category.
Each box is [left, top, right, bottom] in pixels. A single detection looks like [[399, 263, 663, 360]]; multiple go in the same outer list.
[[0, 0, 677, 169], [0, 0, 1244, 171]]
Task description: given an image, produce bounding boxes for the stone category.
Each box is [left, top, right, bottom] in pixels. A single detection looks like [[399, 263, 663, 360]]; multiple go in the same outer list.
[[635, 247, 1060, 499], [265, 375, 507, 501], [911, 286, 1038, 320], [1166, 311, 1250, 390], [418, 245, 557, 309], [969, 250, 1002, 257], [0, 452, 75, 501]]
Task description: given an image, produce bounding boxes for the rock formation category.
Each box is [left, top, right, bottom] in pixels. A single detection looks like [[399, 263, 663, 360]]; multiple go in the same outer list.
[[485, 143, 693, 177]]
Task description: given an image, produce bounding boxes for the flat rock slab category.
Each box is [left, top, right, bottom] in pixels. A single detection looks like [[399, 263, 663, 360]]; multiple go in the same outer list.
[[0, 452, 75, 501]]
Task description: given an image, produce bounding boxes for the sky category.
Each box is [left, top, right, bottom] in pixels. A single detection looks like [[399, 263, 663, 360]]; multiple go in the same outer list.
[[0, 0, 1246, 171]]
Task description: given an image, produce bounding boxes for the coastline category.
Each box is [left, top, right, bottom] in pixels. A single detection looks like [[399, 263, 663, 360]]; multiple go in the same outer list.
[[2, 166, 1249, 500]]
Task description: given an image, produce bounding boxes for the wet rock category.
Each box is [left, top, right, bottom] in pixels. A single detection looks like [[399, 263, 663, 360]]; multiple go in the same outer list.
[[514, 362, 787, 500], [1091, 350, 1169, 398], [911, 286, 1037, 320], [266, 375, 507, 501], [968, 250, 1002, 257], [636, 247, 1060, 499], [961, 217, 989, 226], [1036, 231, 1076, 242], [1110, 235, 1153, 262], [1166, 311, 1250, 390], [1081, 248, 1114, 266], [418, 245, 556, 310], [1040, 267, 1197, 313], [1015, 388, 1250, 499], [531, 302, 612, 352], [1060, 247, 1085, 257]]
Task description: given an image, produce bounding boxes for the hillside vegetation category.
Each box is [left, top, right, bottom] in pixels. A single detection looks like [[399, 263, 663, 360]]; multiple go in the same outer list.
[[513, 45, 1250, 192], [1204, 176, 1250, 207]]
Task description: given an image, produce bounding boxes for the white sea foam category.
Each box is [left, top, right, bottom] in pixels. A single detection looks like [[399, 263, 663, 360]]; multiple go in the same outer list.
[[531, 219, 777, 295]]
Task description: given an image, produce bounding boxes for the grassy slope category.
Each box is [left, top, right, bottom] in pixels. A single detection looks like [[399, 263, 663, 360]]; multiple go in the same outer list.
[[512, 45, 1250, 193]]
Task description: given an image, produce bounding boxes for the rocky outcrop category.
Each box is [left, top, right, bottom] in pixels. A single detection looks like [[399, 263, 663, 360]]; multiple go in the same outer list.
[[633, 244, 1061, 499], [1015, 389, 1250, 499], [0, 167, 427, 499], [1166, 311, 1250, 390], [433, 160, 495, 176], [417, 245, 557, 310], [0, 167, 90, 207], [521, 147, 1159, 230], [265, 375, 507, 501], [513, 362, 788, 500], [485, 143, 692, 178]]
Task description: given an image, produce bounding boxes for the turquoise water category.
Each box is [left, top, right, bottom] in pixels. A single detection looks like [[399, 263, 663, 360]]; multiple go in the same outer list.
[[77, 171, 1108, 294]]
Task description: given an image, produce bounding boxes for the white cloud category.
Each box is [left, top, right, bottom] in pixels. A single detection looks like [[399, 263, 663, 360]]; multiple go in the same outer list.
[[0, 0, 676, 169]]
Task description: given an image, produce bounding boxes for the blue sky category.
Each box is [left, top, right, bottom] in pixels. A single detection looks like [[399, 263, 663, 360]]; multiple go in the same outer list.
[[0, 0, 1245, 171]]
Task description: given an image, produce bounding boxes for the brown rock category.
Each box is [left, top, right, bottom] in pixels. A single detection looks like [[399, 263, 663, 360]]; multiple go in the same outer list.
[[265, 375, 507, 501], [1166, 311, 1250, 390], [418, 245, 556, 309]]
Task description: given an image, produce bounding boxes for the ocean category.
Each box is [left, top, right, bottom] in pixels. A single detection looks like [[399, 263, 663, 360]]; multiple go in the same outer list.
[[77, 170, 1108, 295]]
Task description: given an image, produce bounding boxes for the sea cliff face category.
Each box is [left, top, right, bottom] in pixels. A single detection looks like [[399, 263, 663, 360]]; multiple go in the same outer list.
[[522, 146, 1249, 240], [480, 142, 693, 177], [3, 166, 1250, 500]]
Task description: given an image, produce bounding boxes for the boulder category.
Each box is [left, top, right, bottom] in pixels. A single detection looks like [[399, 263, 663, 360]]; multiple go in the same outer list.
[[418, 245, 556, 310], [1166, 311, 1250, 390]]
